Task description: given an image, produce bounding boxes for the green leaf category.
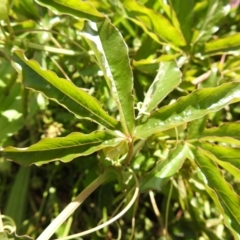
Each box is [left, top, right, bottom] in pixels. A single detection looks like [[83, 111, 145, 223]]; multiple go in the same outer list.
[[5, 167, 30, 228], [138, 61, 181, 117], [12, 50, 119, 130], [2, 131, 122, 166], [201, 137, 240, 146], [187, 116, 208, 139], [170, 0, 195, 45], [0, 60, 24, 143], [193, 147, 240, 234], [135, 82, 240, 139], [198, 143, 240, 180], [201, 122, 240, 139], [193, 0, 230, 46], [0, 0, 8, 20], [122, 0, 185, 47], [140, 143, 188, 191], [199, 122, 240, 145], [35, 0, 104, 22], [205, 185, 240, 239], [82, 19, 135, 136], [204, 33, 240, 54]]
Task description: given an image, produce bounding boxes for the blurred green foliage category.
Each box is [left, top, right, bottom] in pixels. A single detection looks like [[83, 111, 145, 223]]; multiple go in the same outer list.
[[1, 0, 240, 239]]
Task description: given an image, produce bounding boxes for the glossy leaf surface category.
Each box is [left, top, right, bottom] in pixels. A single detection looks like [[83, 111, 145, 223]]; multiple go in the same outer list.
[[140, 144, 188, 191], [194, 148, 240, 234], [135, 83, 240, 139], [205, 185, 240, 239], [204, 33, 240, 54], [201, 122, 240, 139], [193, 0, 229, 45], [12, 50, 118, 130], [2, 131, 121, 166], [139, 61, 181, 116], [36, 0, 104, 22], [82, 19, 135, 135], [122, 0, 185, 47], [198, 143, 240, 180]]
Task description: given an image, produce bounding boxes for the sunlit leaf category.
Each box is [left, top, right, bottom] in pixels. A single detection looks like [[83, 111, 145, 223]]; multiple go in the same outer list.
[[122, 0, 185, 47], [0, 60, 24, 143], [132, 55, 180, 74], [12, 50, 119, 130], [140, 143, 189, 191], [135, 82, 240, 139], [2, 131, 122, 166], [0, 0, 8, 20], [204, 33, 240, 54], [193, 0, 230, 46], [82, 19, 135, 136], [35, 0, 104, 22], [138, 61, 181, 116], [200, 136, 240, 146], [205, 185, 240, 239], [201, 122, 240, 139], [193, 147, 240, 234], [198, 143, 240, 180]]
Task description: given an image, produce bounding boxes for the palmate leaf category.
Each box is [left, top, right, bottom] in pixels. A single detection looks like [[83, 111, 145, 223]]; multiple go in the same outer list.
[[138, 61, 181, 117], [193, 147, 240, 235], [82, 19, 135, 136], [122, 0, 185, 48], [35, 0, 104, 22], [135, 82, 240, 139], [12, 50, 118, 130], [140, 143, 189, 191], [2, 131, 122, 166]]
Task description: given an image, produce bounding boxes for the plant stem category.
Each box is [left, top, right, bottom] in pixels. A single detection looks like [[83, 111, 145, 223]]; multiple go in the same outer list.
[[36, 171, 113, 240], [164, 181, 173, 236], [12, 39, 83, 55], [0, 211, 4, 232], [55, 168, 139, 240]]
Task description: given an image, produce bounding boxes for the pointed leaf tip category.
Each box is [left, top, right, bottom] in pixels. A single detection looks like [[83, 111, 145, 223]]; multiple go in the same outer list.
[[12, 50, 119, 130]]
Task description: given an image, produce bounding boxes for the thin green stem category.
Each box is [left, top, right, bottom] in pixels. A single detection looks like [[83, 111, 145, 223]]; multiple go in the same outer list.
[[55, 168, 139, 240], [124, 139, 134, 165], [36, 164, 59, 223], [12, 39, 82, 55], [6, 16, 14, 39], [10, 28, 88, 55], [164, 181, 173, 236], [0, 23, 8, 40], [36, 170, 113, 240]]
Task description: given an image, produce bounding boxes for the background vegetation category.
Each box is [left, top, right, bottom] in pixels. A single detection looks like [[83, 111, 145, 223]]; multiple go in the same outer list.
[[1, 0, 240, 239]]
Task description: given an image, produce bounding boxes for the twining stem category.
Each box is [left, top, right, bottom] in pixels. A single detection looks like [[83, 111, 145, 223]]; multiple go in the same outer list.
[[36, 170, 113, 240], [55, 168, 139, 240]]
